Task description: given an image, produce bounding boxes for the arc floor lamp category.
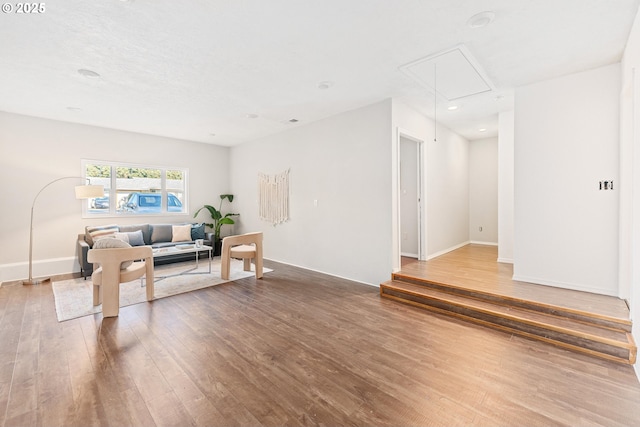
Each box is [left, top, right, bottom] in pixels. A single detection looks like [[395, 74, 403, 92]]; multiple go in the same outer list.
[[23, 176, 104, 285]]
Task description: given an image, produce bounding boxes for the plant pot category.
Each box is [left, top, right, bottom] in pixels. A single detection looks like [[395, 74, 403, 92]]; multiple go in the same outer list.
[[213, 239, 222, 256]]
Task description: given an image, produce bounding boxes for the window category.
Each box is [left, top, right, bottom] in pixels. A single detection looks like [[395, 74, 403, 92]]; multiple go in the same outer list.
[[83, 160, 188, 217]]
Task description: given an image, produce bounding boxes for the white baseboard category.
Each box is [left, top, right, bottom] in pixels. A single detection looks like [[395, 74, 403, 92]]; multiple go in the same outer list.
[[497, 257, 514, 264], [426, 241, 470, 260], [401, 252, 419, 258], [469, 240, 498, 246], [264, 257, 379, 288], [511, 274, 617, 297], [1, 257, 80, 284]]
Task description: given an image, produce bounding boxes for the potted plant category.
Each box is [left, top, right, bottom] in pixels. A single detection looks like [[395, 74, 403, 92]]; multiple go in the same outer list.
[[194, 194, 239, 255]]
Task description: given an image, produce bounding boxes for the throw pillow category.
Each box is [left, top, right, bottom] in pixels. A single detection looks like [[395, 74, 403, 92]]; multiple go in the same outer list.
[[191, 223, 205, 240], [118, 224, 150, 245], [172, 224, 192, 242], [114, 230, 145, 246], [150, 224, 173, 243], [92, 237, 133, 269], [126, 229, 145, 246], [86, 224, 119, 246], [114, 232, 130, 244]]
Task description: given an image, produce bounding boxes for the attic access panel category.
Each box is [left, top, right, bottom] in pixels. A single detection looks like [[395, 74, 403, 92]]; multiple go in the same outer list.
[[400, 45, 495, 101]]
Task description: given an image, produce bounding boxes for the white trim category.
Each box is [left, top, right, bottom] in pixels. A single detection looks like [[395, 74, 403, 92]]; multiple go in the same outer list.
[[497, 257, 514, 264], [81, 159, 189, 218], [395, 128, 426, 271], [264, 258, 380, 288], [469, 240, 498, 246], [511, 274, 618, 297], [1, 256, 80, 283], [426, 241, 470, 260], [401, 252, 419, 258]]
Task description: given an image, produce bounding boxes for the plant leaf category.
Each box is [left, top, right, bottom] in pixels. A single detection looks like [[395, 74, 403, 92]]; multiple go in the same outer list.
[[194, 205, 220, 220], [219, 217, 235, 225]]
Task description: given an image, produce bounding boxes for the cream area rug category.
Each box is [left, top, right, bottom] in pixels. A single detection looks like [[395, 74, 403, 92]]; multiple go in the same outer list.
[[52, 258, 270, 322]]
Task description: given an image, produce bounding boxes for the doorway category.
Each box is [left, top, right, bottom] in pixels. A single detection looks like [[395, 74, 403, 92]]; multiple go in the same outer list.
[[399, 134, 424, 263]]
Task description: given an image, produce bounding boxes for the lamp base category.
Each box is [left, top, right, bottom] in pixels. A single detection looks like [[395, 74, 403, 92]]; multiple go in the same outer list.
[[22, 277, 51, 286]]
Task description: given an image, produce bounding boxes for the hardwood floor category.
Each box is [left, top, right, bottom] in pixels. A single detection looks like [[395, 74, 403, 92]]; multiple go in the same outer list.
[[2, 260, 640, 426], [399, 244, 630, 318], [386, 245, 636, 364]]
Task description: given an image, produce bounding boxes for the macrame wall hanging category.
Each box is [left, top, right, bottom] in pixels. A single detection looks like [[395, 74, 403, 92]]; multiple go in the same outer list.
[[258, 169, 290, 225]]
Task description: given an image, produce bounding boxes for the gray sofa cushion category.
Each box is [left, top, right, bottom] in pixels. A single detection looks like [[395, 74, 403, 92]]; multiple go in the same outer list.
[[150, 224, 173, 243], [114, 230, 145, 246], [118, 224, 151, 245]]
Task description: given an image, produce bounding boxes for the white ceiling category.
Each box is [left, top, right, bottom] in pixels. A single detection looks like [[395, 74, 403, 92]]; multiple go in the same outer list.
[[0, 0, 638, 145]]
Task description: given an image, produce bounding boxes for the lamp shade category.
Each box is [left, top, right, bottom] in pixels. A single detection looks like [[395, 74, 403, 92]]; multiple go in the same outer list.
[[75, 184, 104, 199]]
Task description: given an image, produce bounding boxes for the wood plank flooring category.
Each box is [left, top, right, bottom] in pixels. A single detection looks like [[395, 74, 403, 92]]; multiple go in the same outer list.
[[399, 244, 630, 319], [1, 259, 640, 426], [387, 245, 636, 363]]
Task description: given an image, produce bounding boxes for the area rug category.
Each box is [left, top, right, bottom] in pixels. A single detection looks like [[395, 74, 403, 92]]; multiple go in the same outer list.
[[52, 259, 270, 322]]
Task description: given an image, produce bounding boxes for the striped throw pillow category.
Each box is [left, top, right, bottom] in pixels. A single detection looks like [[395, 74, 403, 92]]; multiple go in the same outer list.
[[85, 224, 119, 246]]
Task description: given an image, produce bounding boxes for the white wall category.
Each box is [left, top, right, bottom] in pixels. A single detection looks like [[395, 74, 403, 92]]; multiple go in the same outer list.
[[620, 5, 640, 379], [391, 100, 470, 269], [514, 64, 621, 295], [0, 112, 230, 282], [229, 100, 393, 286], [498, 110, 515, 263], [469, 137, 498, 245]]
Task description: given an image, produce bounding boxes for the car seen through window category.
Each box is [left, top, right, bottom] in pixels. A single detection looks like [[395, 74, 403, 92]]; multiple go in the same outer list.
[[122, 192, 183, 213]]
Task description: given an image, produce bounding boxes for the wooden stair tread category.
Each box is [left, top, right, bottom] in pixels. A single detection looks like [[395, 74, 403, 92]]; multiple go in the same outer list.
[[391, 246, 636, 364], [398, 245, 631, 321], [391, 273, 632, 331], [381, 280, 629, 344], [381, 279, 636, 364]]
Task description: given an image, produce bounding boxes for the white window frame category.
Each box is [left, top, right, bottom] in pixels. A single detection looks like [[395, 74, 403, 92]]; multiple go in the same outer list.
[[82, 159, 189, 218]]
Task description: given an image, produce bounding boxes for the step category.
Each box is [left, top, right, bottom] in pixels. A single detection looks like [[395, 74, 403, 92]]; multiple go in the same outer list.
[[392, 273, 633, 333], [380, 279, 637, 365]]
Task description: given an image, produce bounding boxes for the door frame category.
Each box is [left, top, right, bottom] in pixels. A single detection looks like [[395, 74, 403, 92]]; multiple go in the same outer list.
[[395, 128, 426, 269]]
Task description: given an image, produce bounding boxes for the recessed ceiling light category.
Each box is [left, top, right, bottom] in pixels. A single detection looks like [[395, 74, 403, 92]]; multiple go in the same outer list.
[[318, 81, 333, 90], [467, 11, 495, 28], [77, 68, 100, 78], [447, 105, 459, 111], [246, 113, 258, 119], [67, 107, 82, 112], [478, 128, 487, 132], [289, 118, 299, 123], [209, 133, 216, 137]]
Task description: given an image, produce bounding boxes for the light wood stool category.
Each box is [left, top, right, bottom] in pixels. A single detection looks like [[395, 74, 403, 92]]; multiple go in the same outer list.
[[221, 232, 263, 280]]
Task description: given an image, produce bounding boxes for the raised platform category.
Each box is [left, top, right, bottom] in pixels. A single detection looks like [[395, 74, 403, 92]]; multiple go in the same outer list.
[[382, 245, 636, 364]]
